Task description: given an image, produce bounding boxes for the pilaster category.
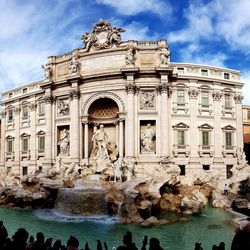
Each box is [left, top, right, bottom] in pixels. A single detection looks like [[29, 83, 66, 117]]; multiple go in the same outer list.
[[212, 91, 223, 161], [69, 86, 80, 163], [14, 103, 20, 170]]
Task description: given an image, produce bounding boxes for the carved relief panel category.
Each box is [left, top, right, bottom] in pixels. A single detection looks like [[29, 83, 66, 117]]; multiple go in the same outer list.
[[57, 99, 70, 116], [140, 91, 156, 110]]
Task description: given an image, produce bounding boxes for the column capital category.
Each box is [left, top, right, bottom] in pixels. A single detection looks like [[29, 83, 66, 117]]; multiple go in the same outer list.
[[44, 94, 54, 104], [69, 90, 81, 100], [156, 84, 171, 97], [125, 84, 139, 94]]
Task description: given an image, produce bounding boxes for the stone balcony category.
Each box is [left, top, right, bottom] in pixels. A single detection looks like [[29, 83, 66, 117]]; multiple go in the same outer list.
[[198, 145, 214, 157], [222, 145, 236, 156], [173, 144, 190, 157], [5, 152, 14, 161]]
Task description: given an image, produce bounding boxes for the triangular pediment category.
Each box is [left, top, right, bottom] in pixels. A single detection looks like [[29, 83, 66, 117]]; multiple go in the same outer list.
[[198, 123, 213, 129], [173, 122, 189, 129], [222, 125, 235, 131]]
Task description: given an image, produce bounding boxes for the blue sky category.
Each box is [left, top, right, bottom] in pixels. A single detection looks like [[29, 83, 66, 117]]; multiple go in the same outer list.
[[1, 0, 250, 104]]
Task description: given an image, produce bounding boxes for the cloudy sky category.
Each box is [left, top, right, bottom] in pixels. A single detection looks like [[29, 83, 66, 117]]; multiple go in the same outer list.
[[1, 0, 250, 104]]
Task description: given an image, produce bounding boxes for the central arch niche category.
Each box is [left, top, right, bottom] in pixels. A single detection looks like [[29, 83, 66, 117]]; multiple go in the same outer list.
[[87, 98, 120, 160], [88, 98, 119, 120]]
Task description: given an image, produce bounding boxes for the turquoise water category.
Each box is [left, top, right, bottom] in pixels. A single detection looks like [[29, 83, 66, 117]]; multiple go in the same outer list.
[[0, 206, 235, 250]]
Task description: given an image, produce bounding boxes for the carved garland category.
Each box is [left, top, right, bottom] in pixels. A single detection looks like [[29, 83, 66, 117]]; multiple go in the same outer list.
[[188, 89, 199, 99], [234, 94, 244, 104], [30, 103, 37, 111], [212, 92, 222, 101]]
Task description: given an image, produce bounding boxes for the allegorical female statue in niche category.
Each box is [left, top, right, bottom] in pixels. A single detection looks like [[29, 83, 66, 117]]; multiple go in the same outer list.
[[91, 124, 109, 159], [58, 129, 70, 156], [141, 123, 156, 153]]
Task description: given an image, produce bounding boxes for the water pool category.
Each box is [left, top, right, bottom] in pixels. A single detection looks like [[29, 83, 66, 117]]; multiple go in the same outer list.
[[0, 206, 236, 250]]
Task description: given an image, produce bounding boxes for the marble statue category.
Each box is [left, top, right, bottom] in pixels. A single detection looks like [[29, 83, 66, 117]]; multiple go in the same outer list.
[[125, 46, 135, 66], [141, 123, 156, 153], [69, 52, 79, 74], [91, 125, 109, 159], [41, 64, 52, 80], [58, 129, 70, 156], [160, 47, 170, 66]]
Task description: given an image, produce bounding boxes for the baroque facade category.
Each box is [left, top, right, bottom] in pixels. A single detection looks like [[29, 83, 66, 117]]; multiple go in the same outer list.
[[0, 20, 244, 180]]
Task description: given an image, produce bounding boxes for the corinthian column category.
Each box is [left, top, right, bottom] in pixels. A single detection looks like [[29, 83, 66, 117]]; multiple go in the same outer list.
[[44, 93, 54, 167], [70, 89, 80, 162], [126, 83, 136, 157]]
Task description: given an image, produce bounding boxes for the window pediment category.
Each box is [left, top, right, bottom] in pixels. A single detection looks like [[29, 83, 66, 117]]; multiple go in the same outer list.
[[198, 123, 213, 130], [222, 125, 235, 131], [173, 122, 189, 129]]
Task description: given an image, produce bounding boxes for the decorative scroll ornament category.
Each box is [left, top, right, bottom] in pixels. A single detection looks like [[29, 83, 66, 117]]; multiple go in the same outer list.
[[234, 94, 244, 104], [44, 94, 54, 104], [81, 19, 125, 51], [125, 46, 135, 66], [69, 51, 79, 74], [41, 64, 52, 80], [188, 89, 199, 99], [69, 90, 80, 100], [140, 91, 155, 109], [212, 92, 222, 101], [159, 47, 170, 66]]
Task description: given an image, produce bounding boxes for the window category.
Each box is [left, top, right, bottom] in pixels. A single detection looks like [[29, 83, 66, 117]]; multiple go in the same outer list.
[[38, 136, 45, 152], [177, 130, 185, 145], [22, 138, 29, 152], [202, 131, 209, 146], [201, 69, 208, 76], [8, 93, 13, 98], [201, 92, 209, 107], [22, 105, 29, 119], [179, 165, 185, 176], [224, 73, 230, 79], [7, 140, 13, 153], [225, 132, 232, 146], [38, 102, 45, 115], [247, 110, 250, 120], [203, 165, 210, 171], [22, 167, 28, 176], [224, 94, 231, 108], [22, 88, 27, 94], [177, 68, 184, 74], [8, 109, 13, 122], [177, 90, 185, 104]]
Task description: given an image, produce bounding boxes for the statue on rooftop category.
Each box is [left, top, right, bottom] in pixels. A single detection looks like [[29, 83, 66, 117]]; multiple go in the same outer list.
[[81, 19, 125, 52]]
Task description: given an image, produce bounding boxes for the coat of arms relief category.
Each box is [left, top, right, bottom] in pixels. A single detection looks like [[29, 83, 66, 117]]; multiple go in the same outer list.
[[81, 19, 125, 51]]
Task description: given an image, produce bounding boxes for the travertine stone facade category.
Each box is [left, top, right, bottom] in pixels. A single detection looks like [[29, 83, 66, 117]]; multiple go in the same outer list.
[[0, 20, 244, 180]]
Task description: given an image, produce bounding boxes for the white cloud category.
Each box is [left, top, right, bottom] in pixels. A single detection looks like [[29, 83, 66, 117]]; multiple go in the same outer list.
[[168, 0, 250, 52], [96, 0, 172, 17], [241, 71, 250, 105]]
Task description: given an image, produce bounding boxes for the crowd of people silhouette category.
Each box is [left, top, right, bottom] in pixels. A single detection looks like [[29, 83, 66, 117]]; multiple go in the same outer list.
[[0, 220, 250, 250]]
